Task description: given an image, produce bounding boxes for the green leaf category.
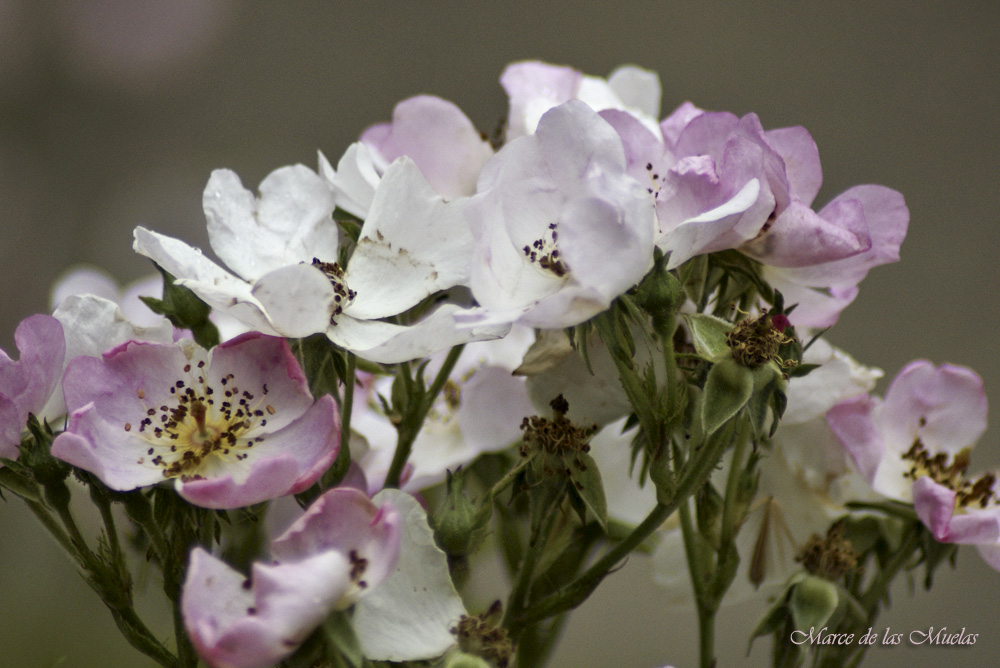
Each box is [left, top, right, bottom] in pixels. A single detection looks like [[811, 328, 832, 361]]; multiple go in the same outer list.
[[0, 463, 41, 502], [701, 358, 754, 435], [683, 313, 734, 361], [321, 610, 364, 668], [140, 265, 219, 348]]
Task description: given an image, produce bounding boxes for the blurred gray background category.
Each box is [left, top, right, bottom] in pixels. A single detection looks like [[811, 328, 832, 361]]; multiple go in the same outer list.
[[1, 2, 998, 666]]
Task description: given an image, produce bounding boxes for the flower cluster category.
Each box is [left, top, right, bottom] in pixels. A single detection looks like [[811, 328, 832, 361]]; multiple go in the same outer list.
[[1, 60, 991, 668]]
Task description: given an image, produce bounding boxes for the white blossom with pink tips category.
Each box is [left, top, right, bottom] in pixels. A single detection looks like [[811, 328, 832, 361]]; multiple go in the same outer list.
[[827, 360, 1000, 569], [182, 487, 401, 668], [51, 332, 339, 508]]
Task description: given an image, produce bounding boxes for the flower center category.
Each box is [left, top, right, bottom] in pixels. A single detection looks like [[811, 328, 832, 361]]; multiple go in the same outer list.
[[126, 359, 275, 481], [726, 310, 795, 368], [312, 258, 357, 325], [522, 223, 567, 277], [902, 440, 997, 508]]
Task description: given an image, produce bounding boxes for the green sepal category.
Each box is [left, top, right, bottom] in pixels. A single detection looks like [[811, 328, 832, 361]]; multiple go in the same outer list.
[[139, 265, 220, 349], [0, 461, 42, 502], [320, 610, 364, 668], [701, 358, 754, 436], [441, 651, 492, 668], [683, 313, 734, 362], [562, 451, 608, 532]]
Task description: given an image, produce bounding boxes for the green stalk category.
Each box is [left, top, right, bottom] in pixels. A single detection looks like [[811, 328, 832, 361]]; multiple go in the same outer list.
[[340, 351, 356, 459], [384, 344, 464, 488], [509, 421, 736, 630]]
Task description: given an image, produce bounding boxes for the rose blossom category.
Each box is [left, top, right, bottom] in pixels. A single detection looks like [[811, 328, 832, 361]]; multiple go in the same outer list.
[[51, 332, 338, 508]]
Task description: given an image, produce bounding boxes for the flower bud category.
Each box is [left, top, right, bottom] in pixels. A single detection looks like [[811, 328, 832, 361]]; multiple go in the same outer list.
[[432, 469, 491, 558]]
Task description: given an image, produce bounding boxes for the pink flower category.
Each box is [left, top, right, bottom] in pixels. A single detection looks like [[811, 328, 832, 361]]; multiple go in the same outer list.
[[182, 487, 401, 668], [0, 314, 65, 459], [51, 332, 338, 508], [609, 102, 908, 327], [827, 360, 1000, 568]]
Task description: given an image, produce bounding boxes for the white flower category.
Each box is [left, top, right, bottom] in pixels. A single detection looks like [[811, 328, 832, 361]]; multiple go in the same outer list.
[[135, 157, 505, 363], [458, 101, 656, 329]]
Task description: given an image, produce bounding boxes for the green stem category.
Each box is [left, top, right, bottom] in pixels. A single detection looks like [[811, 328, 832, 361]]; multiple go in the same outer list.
[[677, 490, 717, 668], [108, 607, 179, 668], [384, 345, 464, 488], [504, 502, 560, 633], [509, 421, 735, 631], [486, 456, 531, 504], [340, 352, 356, 459], [26, 495, 178, 667], [24, 499, 85, 568]]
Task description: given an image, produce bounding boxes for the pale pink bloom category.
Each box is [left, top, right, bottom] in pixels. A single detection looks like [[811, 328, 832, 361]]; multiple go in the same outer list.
[[0, 315, 65, 459], [182, 487, 401, 668], [459, 100, 656, 329], [361, 95, 494, 198], [51, 333, 338, 508], [828, 360, 1000, 569]]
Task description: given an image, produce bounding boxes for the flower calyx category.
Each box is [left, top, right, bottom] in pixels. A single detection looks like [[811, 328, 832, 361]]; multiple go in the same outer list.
[[452, 600, 513, 668], [795, 521, 860, 581]]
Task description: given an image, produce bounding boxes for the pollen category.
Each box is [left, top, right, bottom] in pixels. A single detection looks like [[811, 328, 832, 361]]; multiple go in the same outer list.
[[903, 440, 997, 508], [522, 223, 568, 277], [128, 360, 276, 481], [312, 258, 357, 325]]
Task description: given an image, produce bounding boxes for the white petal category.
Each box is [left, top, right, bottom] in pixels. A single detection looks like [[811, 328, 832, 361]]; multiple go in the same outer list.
[[353, 489, 466, 661], [251, 263, 336, 338], [204, 166, 339, 280], [607, 65, 662, 120], [328, 304, 508, 364], [326, 143, 380, 219], [344, 158, 473, 320]]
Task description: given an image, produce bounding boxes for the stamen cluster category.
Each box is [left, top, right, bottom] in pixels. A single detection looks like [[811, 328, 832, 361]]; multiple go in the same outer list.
[[312, 258, 357, 324], [132, 359, 273, 481], [522, 222, 567, 277], [903, 440, 997, 509], [796, 522, 860, 580], [726, 312, 793, 368]]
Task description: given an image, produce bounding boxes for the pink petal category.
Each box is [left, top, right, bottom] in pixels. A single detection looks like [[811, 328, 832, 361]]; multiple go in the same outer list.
[[826, 394, 885, 485], [763, 126, 822, 206], [881, 360, 987, 456], [360, 95, 493, 198], [741, 199, 870, 268]]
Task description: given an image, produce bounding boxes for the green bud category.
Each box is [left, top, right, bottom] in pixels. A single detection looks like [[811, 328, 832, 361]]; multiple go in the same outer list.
[[442, 652, 492, 668], [790, 574, 839, 632], [432, 469, 491, 558], [636, 250, 681, 337]]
